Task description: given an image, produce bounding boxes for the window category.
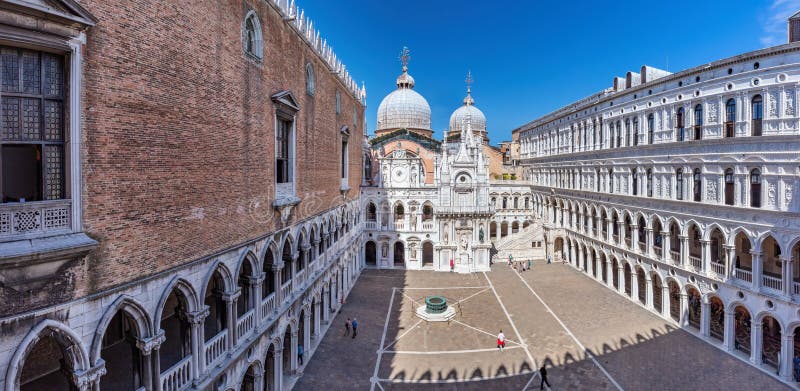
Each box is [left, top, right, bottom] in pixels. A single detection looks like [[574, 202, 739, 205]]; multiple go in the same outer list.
[[693, 104, 703, 140], [243, 11, 263, 59], [625, 119, 631, 146], [616, 121, 622, 148], [335, 90, 341, 114], [502, 197, 507, 209], [524, 197, 529, 209], [363, 154, 372, 182], [633, 118, 639, 146], [632, 168, 638, 196], [1, 49, 66, 203], [676, 108, 685, 141], [422, 205, 433, 221], [647, 114, 655, 144], [305, 63, 315, 95], [646, 169, 653, 197], [276, 118, 292, 184], [724, 168, 734, 205], [725, 98, 736, 137], [751, 95, 763, 136], [366, 203, 376, 221], [341, 140, 348, 179], [676, 169, 684, 200], [750, 168, 761, 208], [692, 168, 701, 202], [608, 169, 614, 193]]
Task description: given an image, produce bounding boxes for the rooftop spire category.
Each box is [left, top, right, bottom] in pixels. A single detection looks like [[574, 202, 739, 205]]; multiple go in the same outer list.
[[395, 46, 415, 89], [399, 46, 410, 72], [463, 70, 474, 106]]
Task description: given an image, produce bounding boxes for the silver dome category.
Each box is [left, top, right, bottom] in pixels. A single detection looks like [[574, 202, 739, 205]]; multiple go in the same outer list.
[[449, 91, 486, 133], [376, 67, 432, 131]]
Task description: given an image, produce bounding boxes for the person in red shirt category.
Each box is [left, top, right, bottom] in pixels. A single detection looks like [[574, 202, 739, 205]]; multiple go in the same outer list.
[[449, 258, 454, 272]]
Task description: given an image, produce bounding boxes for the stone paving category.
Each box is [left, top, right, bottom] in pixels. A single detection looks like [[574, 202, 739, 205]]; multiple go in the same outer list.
[[295, 263, 792, 390]]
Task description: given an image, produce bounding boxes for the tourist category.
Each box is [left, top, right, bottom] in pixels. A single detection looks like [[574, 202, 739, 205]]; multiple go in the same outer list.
[[527, 259, 532, 270], [497, 330, 506, 352], [298, 344, 304, 366], [539, 365, 551, 389], [344, 317, 351, 337], [352, 317, 358, 338], [450, 258, 454, 272], [793, 354, 800, 381], [547, 255, 552, 264]]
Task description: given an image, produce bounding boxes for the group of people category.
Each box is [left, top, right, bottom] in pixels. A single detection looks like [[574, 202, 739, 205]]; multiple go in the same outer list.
[[344, 317, 358, 338], [508, 255, 532, 272], [497, 330, 552, 389]]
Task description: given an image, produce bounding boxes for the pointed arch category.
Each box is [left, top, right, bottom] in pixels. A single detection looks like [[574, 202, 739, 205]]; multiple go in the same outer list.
[[154, 276, 199, 325], [90, 295, 153, 364]]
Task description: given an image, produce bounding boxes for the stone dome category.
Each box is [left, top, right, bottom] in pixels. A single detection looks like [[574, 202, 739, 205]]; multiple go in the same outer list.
[[376, 67, 432, 132], [449, 91, 487, 134]]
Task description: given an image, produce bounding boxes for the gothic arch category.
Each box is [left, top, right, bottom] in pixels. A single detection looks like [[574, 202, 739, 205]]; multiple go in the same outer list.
[[90, 295, 154, 364], [154, 276, 199, 325]]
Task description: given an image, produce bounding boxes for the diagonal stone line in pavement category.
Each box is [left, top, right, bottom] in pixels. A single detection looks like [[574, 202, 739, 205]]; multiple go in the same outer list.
[[450, 319, 524, 347], [381, 319, 423, 351]]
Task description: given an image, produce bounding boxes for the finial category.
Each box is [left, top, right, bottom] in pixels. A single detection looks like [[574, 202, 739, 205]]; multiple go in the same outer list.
[[465, 70, 473, 94], [399, 46, 411, 72]]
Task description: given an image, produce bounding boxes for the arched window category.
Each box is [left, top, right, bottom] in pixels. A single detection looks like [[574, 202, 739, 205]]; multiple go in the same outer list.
[[724, 168, 734, 205], [625, 119, 631, 147], [676, 107, 685, 141], [422, 204, 433, 221], [725, 98, 736, 137], [632, 168, 638, 196], [616, 121, 622, 147], [305, 63, 315, 95], [502, 197, 508, 209], [335, 90, 341, 114], [646, 169, 653, 197], [750, 168, 761, 207], [692, 168, 701, 202], [693, 104, 703, 140], [608, 168, 614, 193], [633, 117, 639, 146], [647, 114, 655, 144], [676, 168, 684, 200], [366, 203, 377, 221], [751, 95, 763, 136], [596, 168, 601, 192], [243, 11, 263, 59], [363, 155, 372, 182]]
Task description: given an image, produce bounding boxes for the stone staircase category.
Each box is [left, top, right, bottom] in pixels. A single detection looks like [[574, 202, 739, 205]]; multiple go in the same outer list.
[[492, 222, 545, 263]]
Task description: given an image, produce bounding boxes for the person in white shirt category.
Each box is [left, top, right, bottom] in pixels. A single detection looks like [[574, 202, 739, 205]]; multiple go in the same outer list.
[[497, 330, 506, 352]]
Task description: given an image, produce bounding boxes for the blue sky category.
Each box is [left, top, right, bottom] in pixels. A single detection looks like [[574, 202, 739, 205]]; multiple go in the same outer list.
[[298, 0, 799, 143]]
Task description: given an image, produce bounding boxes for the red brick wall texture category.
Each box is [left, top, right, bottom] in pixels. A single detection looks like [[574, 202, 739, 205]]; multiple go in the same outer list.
[[65, 1, 363, 302]]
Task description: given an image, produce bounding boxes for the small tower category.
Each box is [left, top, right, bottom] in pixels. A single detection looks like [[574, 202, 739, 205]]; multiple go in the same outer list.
[[790, 11, 800, 43]]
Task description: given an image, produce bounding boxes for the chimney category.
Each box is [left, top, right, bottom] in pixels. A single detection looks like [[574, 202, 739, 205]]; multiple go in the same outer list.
[[790, 11, 800, 43]]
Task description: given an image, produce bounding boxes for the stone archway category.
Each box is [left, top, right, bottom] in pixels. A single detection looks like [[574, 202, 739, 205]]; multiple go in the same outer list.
[[686, 287, 701, 329], [709, 296, 724, 341], [365, 241, 377, 266], [393, 241, 405, 266], [422, 242, 434, 267]]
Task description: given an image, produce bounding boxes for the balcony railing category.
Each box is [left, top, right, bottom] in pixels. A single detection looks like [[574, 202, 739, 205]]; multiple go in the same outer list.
[[735, 268, 753, 283], [236, 309, 255, 339], [654, 247, 662, 258], [204, 331, 227, 369], [295, 268, 306, 289], [689, 255, 702, 271], [0, 199, 72, 242], [394, 220, 405, 230], [261, 292, 276, 319], [421, 221, 434, 231], [794, 281, 800, 295], [762, 274, 782, 291], [161, 356, 192, 391], [710, 261, 725, 276], [280, 282, 292, 301], [670, 250, 680, 263], [624, 238, 631, 248], [365, 221, 377, 230]]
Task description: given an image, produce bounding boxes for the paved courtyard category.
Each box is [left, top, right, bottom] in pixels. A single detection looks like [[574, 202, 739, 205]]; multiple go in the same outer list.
[[296, 262, 791, 390]]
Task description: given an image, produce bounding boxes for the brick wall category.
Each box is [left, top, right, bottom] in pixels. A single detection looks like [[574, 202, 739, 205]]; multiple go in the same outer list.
[[63, 0, 363, 301]]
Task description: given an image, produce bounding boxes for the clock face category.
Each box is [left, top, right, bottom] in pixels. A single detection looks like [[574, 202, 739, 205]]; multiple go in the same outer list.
[[392, 167, 407, 182]]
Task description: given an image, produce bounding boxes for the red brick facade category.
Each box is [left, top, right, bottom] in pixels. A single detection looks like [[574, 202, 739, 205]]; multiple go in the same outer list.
[[75, 0, 363, 297]]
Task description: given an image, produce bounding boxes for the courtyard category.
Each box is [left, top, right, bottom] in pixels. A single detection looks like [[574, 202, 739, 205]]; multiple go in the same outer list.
[[296, 261, 791, 390]]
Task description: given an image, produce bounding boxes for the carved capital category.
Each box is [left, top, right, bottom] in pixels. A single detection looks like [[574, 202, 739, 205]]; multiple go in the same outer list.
[[222, 289, 242, 302], [72, 362, 107, 388], [136, 330, 166, 355]]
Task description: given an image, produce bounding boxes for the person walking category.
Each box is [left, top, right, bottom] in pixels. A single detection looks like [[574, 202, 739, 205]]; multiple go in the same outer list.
[[497, 330, 506, 352], [527, 259, 531, 271], [344, 317, 351, 337], [352, 317, 358, 338], [547, 255, 552, 264], [450, 258, 454, 272], [539, 365, 551, 389], [298, 344, 304, 366]]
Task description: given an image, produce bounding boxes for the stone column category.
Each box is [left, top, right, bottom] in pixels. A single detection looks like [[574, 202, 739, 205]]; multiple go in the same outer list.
[[302, 311, 311, 368], [646, 228, 654, 257], [322, 284, 330, 325], [273, 263, 284, 305], [186, 307, 209, 382], [679, 235, 689, 266], [723, 311, 735, 351], [606, 218, 613, 243], [605, 259, 613, 286], [700, 301, 710, 337], [661, 286, 670, 319], [252, 273, 265, 326], [679, 293, 688, 327], [645, 274, 653, 309], [751, 250, 763, 291], [290, 252, 299, 294], [313, 300, 322, 340], [661, 231, 671, 263], [751, 321, 763, 364], [222, 290, 240, 349], [136, 331, 165, 391], [630, 269, 638, 300], [617, 222, 625, 247], [724, 244, 736, 279], [631, 225, 640, 253], [783, 257, 793, 299], [618, 264, 626, 294], [290, 331, 299, 375], [700, 239, 710, 274], [780, 333, 794, 381], [274, 346, 283, 391], [253, 365, 265, 391]]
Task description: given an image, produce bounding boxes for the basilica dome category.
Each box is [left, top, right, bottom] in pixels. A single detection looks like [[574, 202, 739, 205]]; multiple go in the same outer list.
[[449, 91, 487, 134], [376, 66, 432, 132]]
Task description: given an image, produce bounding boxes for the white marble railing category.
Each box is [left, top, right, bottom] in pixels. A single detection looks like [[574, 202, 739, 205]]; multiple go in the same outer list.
[[689, 256, 702, 271], [654, 247, 662, 258], [280, 282, 292, 301], [394, 220, 405, 230], [204, 331, 227, 369], [763, 274, 782, 291], [0, 199, 72, 241], [794, 281, 800, 295], [422, 221, 434, 231], [365, 221, 377, 230], [735, 268, 753, 283], [261, 293, 276, 319], [624, 238, 631, 248], [236, 309, 255, 339], [670, 250, 680, 262], [160, 356, 192, 391], [710, 262, 725, 276], [295, 268, 306, 289]]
